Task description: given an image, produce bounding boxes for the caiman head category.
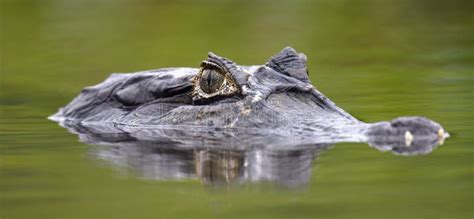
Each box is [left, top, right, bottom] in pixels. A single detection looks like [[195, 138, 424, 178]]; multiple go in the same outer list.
[[50, 47, 448, 152]]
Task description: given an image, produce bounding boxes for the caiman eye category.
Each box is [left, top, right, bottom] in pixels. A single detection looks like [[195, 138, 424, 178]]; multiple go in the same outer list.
[[191, 61, 240, 104], [199, 68, 225, 94]]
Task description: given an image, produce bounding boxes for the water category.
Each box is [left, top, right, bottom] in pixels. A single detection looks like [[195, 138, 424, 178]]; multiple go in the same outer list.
[[1, 0, 473, 218]]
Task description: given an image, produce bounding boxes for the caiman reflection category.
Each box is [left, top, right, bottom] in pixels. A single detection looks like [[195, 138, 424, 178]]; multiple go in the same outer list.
[[93, 146, 323, 187], [68, 124, 443, 188]]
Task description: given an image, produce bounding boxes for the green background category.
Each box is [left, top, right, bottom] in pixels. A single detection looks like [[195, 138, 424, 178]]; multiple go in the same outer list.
[[1, 0, 473, 218]]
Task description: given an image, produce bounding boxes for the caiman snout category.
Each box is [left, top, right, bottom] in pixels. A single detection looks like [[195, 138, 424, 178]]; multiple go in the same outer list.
[[366, 117, 449, 155]]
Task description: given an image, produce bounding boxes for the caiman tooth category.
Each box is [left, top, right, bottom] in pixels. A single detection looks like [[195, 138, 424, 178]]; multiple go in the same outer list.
[[437, 128, 445, 145], [404, 131, 413, 147]]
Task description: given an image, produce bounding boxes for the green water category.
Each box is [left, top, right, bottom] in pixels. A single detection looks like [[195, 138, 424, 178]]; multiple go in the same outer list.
[[1, 0, 473, 218]]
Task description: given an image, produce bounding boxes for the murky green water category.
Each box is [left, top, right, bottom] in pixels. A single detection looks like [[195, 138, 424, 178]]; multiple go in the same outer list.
[[1, 0, 473, 218]]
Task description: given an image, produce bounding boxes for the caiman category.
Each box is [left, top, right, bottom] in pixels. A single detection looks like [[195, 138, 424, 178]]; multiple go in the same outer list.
[[49, 47, 448, 154]]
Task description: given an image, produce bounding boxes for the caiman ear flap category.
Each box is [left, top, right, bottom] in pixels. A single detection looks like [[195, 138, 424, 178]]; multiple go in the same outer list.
[[266, 47, 310, 83]]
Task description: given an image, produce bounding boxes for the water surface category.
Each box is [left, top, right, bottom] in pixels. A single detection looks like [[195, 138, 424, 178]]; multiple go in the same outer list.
[[1, 0, 473, 218]]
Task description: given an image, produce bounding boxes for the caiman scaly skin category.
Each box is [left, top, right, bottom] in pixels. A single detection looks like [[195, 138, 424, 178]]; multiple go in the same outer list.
[[50, 47, 448, 153]]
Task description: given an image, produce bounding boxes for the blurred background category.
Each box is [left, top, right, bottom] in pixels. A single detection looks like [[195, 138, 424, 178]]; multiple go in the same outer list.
[[1, 0, 473, 218]]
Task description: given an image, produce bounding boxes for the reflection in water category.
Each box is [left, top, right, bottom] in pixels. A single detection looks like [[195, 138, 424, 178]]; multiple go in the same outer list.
[[63, 123, 442, 187], [92, 144, 325, 187], [367, 134, 443, 156]]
